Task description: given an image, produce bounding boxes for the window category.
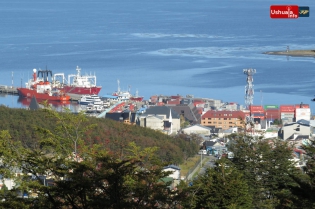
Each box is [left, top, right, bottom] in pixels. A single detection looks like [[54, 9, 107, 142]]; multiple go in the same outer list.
[[224, 118, 227, 120], [208, 118, 211, 120], [224, 114, 227, 116], [208, 122, 211, 124]]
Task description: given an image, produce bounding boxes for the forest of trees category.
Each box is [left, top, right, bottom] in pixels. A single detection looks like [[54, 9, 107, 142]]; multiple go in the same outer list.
[[0, 106, 315, 208]]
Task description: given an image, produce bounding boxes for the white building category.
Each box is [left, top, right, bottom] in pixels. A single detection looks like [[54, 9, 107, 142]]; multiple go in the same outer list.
[[182, 124, 213, 136]]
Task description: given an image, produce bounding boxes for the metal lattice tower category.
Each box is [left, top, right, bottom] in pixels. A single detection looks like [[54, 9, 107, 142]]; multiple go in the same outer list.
[[243, 68, 256, 110]]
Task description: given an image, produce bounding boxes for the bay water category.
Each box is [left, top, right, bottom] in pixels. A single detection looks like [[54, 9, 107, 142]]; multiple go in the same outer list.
[[0, 0, 315, 111]]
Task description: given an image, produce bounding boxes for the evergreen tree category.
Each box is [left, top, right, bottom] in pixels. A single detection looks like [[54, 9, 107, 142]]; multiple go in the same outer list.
[[228, 133, 303, 208], [183, 159, 253, 209]]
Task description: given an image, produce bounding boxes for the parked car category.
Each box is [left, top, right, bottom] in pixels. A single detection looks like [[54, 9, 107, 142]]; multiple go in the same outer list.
[[198, 150, 207, 155]]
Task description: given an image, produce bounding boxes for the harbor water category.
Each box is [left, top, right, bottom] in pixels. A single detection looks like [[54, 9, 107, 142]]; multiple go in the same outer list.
[[0, 0, 315, 111]]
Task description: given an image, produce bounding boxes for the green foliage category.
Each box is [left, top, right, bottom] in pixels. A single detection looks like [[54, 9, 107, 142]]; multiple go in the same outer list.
[[180, 115, 190, 128], [0, 106, 199, 164], [228, 133, 303, 208], [183, 159, 253, 209], [0, 108, 179, 208]]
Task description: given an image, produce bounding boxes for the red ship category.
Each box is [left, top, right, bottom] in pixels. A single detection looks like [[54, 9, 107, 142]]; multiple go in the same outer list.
[[130, 90, 144, 102], [52, 66, 102, 95], [17, 68, 71, 101]]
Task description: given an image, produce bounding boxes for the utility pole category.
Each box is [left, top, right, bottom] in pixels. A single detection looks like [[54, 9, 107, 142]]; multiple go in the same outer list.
[[200, 152, 203, 167], [11, 71, 14, 88]]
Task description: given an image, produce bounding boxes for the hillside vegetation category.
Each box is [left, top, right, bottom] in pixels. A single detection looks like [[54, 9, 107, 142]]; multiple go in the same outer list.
[[1, 106, 315, 208], [0, 106, 199, 164]]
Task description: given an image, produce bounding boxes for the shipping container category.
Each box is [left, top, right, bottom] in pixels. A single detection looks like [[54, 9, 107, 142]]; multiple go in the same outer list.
[[249, 105, 264, 113], [264, 105, 279, 109], [171, 95, 182, 99], [265, 109, 280, 120], [193, 99, 204, 103], [280, 105, 295, 112], [295, 108, 311, 121], [167, 100, 180, 105], [295, 104, 310, 108], [296, 108, 311, 114]]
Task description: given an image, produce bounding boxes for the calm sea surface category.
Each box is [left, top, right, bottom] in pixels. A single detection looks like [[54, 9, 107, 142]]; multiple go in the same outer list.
[[0, 0, 315, 110]]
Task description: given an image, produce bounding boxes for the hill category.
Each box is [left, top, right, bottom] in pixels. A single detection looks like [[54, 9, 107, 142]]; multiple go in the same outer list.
[[0, 106, 199, 164]]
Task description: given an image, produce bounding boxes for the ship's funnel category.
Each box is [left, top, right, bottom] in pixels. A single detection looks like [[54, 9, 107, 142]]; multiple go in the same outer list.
[[33, 68, 37, 81]]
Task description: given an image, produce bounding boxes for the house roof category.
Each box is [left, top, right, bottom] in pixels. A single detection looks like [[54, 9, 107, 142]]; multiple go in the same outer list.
[[284, 122, 310, 127], [163, 165, 180, 170], [203, 141, 216, 147], [144, 106, 180, 119], [182, 124, 213, 131], [204, 126, 221, 134], [105, 112, 136, 123], [297, 119, 310, 126], [168, 103, 201, 123]]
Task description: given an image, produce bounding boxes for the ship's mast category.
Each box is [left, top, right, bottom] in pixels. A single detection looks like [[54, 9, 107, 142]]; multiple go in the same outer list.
[[117, 79, 120, 93]]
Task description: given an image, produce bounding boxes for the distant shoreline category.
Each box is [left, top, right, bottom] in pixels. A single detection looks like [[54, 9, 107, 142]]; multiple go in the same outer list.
[[263, 49, 315, 57]]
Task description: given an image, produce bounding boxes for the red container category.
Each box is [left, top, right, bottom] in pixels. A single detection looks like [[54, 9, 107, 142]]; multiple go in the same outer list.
[[265, 109, 280, 119], [295, 104, 310, 108], [171, 95, 182, 99], [167, 99, 180, 105], [280, 105, 295, 112], [249, 105, 264, 113]]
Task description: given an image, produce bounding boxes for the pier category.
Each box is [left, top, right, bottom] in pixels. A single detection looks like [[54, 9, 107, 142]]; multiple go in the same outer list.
[[0, 86, 18, 95], [0, 86, 83, 101]]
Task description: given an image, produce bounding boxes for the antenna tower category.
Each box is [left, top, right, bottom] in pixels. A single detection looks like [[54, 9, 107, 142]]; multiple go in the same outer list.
[[243, 68, 256, 109], [243, 68, 256, 130]]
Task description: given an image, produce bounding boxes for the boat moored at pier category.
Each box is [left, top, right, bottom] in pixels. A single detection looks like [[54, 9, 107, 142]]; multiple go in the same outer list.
[[52, 66, 102, 95], [18, 69, 70, 101]]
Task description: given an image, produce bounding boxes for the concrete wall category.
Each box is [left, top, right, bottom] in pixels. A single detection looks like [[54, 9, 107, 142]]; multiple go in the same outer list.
[[146, 116, 164, 131], [281, 124, 310, 140]]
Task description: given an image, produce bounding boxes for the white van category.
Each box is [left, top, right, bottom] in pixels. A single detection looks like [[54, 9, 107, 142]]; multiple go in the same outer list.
[[198, 150, 207, 155]]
